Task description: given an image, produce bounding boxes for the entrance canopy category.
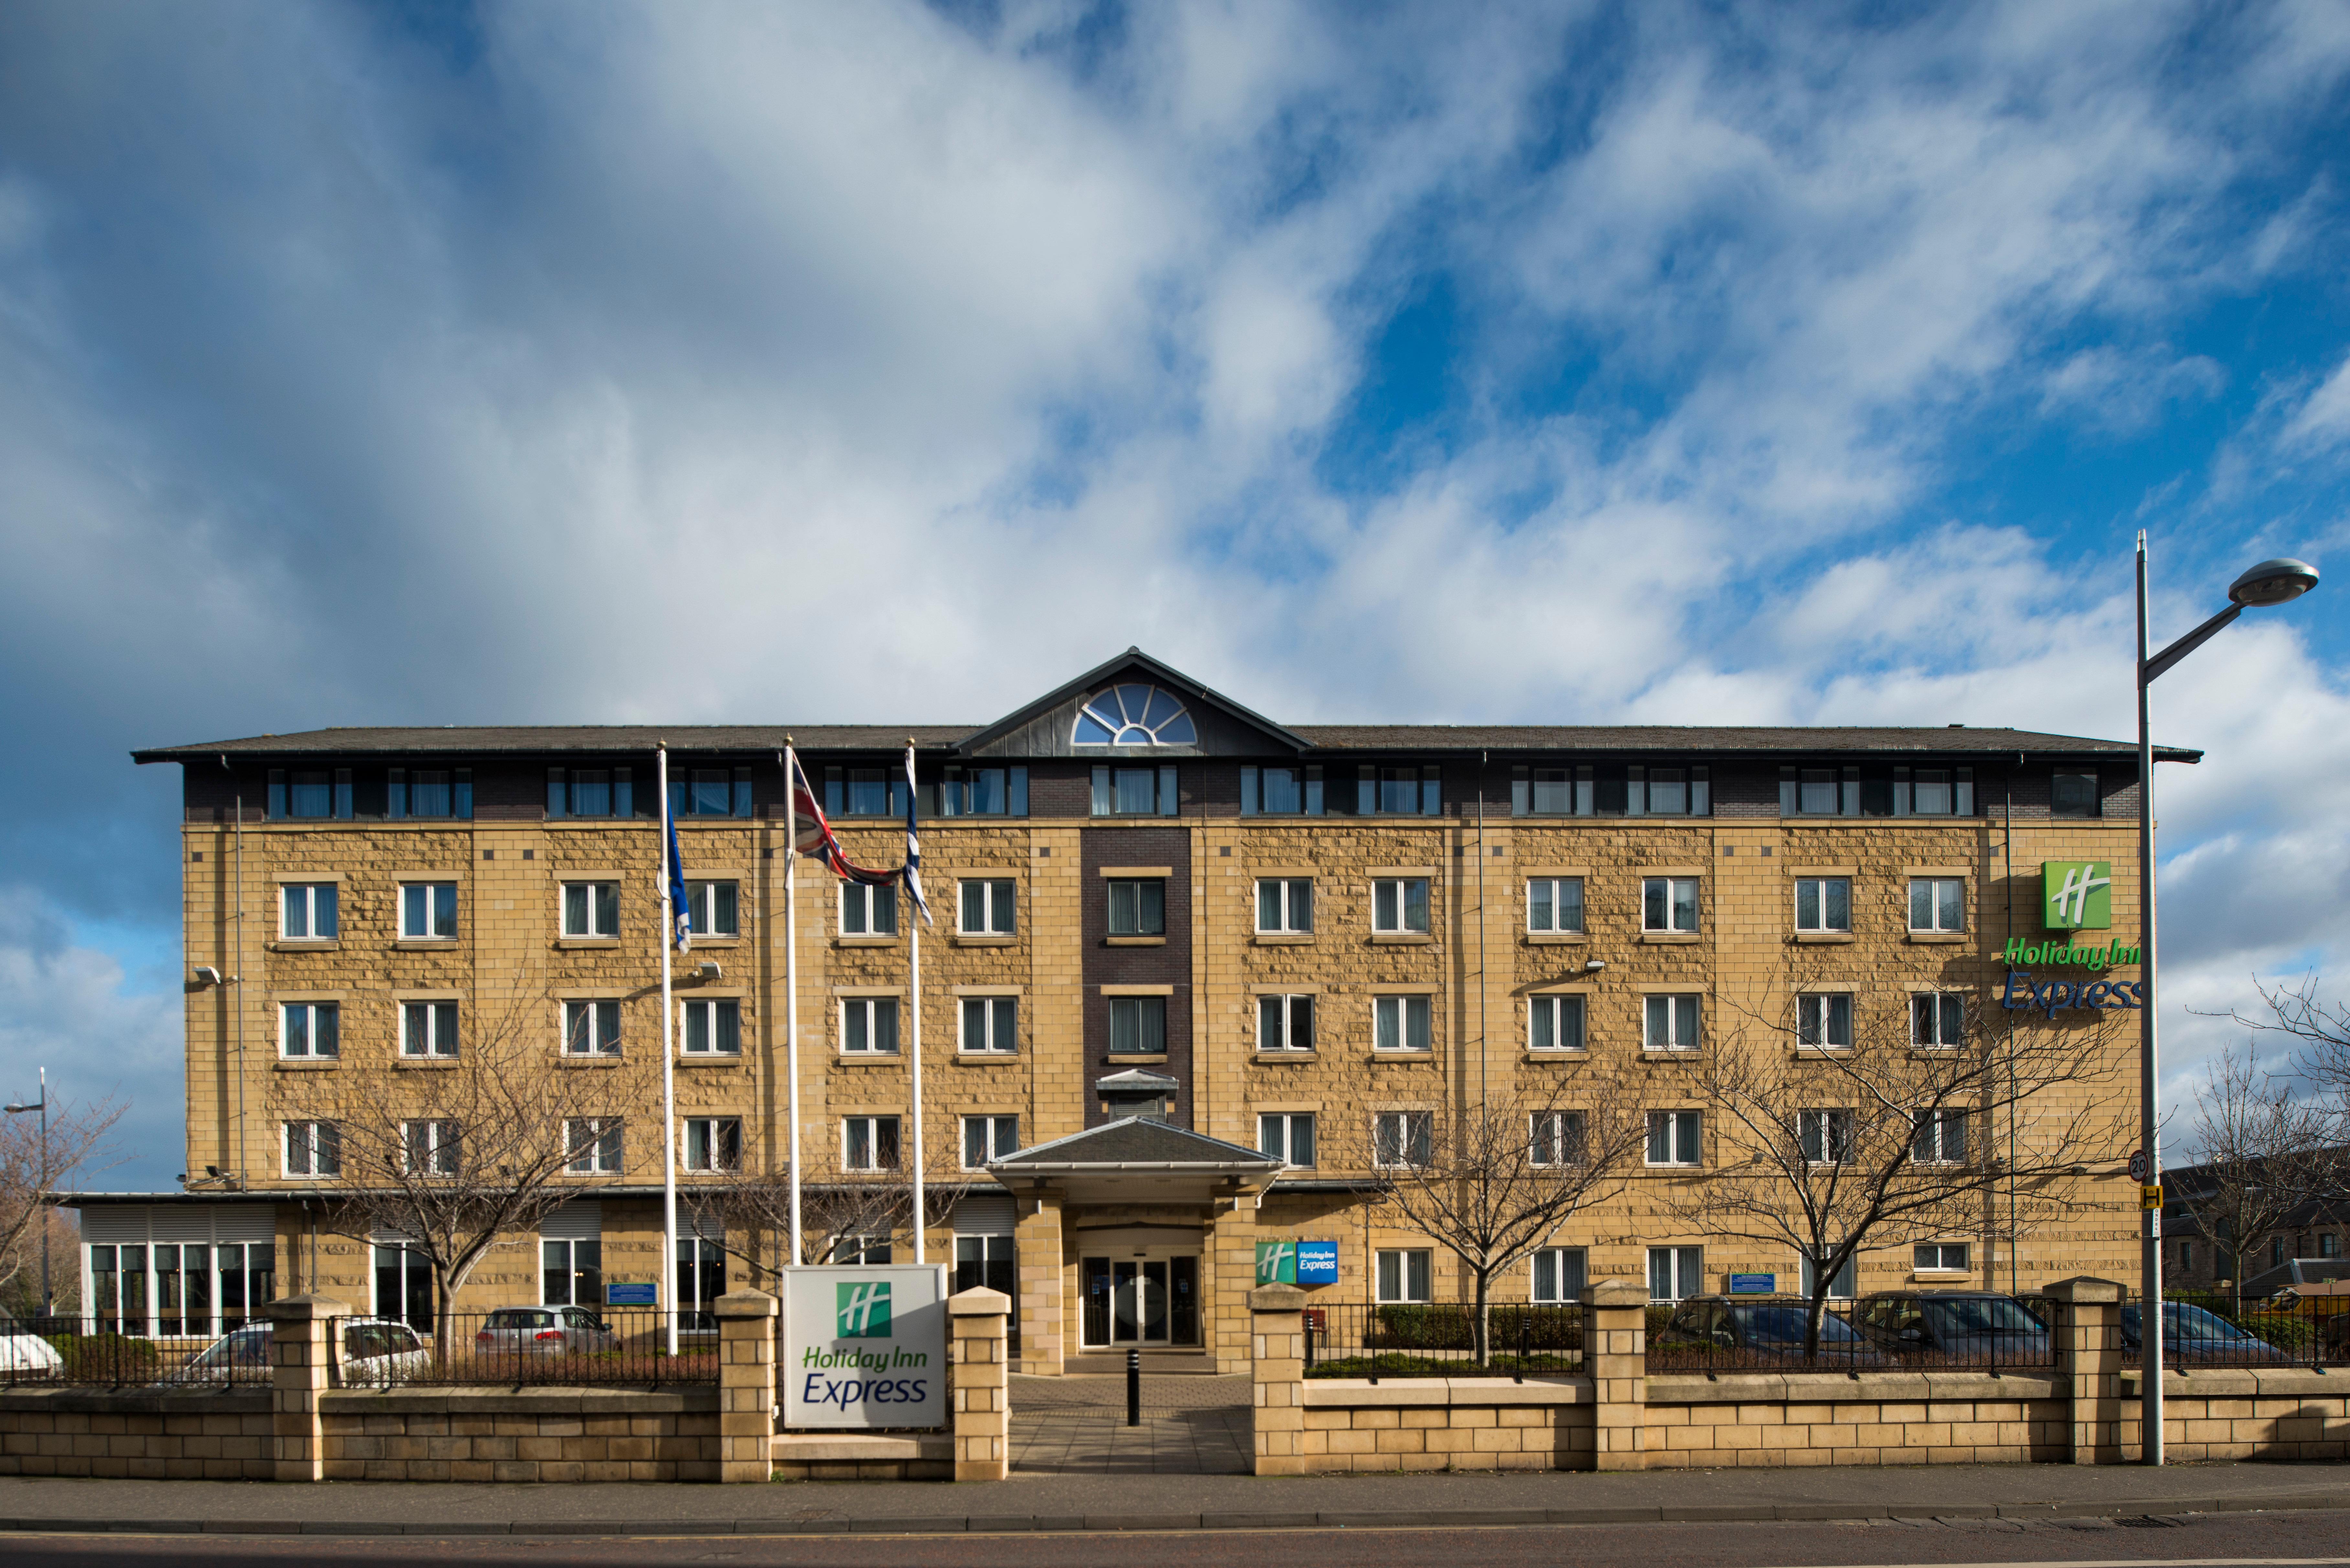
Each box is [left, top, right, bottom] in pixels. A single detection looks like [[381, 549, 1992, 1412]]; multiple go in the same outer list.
[[986, 1118, 1283, 1208]]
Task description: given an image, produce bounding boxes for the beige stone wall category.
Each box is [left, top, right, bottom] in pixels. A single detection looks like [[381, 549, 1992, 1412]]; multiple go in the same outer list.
[[2121, 1371, 2350, 1462], [317, 1389, 718, 1482], [1644, 1374, 2068, 1468], [1296, 1378, 1596, 1473], [0, 1391, 274, 1479]]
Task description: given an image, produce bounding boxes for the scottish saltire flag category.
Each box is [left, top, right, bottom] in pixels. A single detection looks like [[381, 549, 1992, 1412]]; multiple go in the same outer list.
[[902, 743, 932, 927], [663, 792, 692, 954], [787, 757, 898, 886]]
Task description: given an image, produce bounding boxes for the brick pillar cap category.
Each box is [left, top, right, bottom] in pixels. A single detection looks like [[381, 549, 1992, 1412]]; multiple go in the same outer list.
[[1582, 1279, 1649, 1308], [2040, 1276, 2125, 1304], [949, 1287, 1012, 1316], [713, 1289, 779, 1319], [1250, 1284, 1307, 1311], [264, 1295, 354, 1321]]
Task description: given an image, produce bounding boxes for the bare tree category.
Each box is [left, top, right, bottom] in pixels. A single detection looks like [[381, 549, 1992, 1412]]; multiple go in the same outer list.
[[0, 1087, 123, 1315], [2237, 974, 2350, 1157], [2176, 1044, 2335, 1316], [1354, 1074, 1647, 1363], [681, 1144, 976, 1282], [277, 987, 653, 1358], [1668, 989, 2127, 1359]]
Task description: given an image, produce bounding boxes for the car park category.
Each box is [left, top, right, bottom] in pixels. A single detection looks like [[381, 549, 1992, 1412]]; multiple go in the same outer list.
[[163, 1316, 432, 1386], [1852, 1291, 2053, 1364], [1653, 1296, 1890, 1368], [2120, 1300, 2294, 1364], [472, 1305, 621, 1359]]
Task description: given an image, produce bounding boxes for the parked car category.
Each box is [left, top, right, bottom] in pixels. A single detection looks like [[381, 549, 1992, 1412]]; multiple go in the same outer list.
[[473, 1306, 621, 1358], [2121, 1301, 2294, 1365], [0, 1315, 64, 1379], [1654, 1296, 1889, 1368], [163, 1317, 433, 1387], [1852, 1291, 2052, 1364]]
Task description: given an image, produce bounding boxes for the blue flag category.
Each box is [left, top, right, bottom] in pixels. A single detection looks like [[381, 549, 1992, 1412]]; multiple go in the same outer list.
[[664, 787, 692, 953]]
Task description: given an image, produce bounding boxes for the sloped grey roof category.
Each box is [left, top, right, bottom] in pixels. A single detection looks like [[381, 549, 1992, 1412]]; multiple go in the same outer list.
[[133, 725, 974, 762], [991, 1117, 1281, 1170]]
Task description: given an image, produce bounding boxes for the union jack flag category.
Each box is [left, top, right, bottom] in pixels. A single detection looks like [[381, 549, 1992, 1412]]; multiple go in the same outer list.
[[788, 758, 898, 887]]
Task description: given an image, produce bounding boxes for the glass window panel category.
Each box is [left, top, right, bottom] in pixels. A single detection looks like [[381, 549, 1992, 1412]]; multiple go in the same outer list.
[[1672, 878, 1698, 931], [1913, 769, 1952, 814], [1529, 881, 1552, 931], [1937, 880, 1964, 931], [1261, 767, 1300, 813], [1649, 769, 1686, 814], [1375, 998, 1399, 1052], [1823, 879, 1848, 930], [1531, 999, 1554, 1051], [1403, 879, 1428, 932], [1114, 768, 1155, 813], [1647, 879, 1669, 929], [1375, 881, 1398, 929], [1405, 995, 1429, 1052], [1798, 769, 1836, 814]]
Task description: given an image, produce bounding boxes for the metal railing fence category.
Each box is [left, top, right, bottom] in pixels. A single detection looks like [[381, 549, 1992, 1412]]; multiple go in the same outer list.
[[1301, 1302, 1583, 1380], [2129, 1292, 2350, 1372]]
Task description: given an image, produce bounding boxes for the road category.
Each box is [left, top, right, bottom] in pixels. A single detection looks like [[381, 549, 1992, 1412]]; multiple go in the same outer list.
[[7, 1509, 2350, 1568]]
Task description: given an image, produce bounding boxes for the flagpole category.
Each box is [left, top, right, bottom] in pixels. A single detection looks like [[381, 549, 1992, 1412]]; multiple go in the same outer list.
[[906, 740, 925, 1267], [783, 743, 803, 1270], [658, 745, 679, 1358]]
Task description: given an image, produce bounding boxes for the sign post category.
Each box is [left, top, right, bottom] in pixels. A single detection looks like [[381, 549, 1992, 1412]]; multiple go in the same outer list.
[[780, 1266, 950, 1430]]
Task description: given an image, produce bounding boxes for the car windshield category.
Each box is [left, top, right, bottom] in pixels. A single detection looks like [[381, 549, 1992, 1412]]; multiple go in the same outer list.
[[1924, 1298, 2045, 1337], [2123, 1303, 2251, 1341], [1732, 1306, 1863, 1345], [485, 1310, 554, 1329], [195, 1329, 269, 1367]]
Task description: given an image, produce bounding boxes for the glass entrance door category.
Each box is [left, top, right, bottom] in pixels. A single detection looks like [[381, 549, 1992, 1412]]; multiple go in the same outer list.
[[1081, 1254, 1199, 1347]]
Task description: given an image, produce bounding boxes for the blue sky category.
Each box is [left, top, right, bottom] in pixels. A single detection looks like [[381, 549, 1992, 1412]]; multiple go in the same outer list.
[[1, 0, 2346, 1187]]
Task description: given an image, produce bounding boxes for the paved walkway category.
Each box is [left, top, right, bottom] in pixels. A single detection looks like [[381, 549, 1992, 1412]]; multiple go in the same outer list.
[[1008, 1372, 1252, 1475]]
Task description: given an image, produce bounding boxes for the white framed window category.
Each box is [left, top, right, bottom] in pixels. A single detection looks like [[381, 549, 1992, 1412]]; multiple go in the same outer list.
[[284, 1120, 341, 1177], [686, 881, 739, 938], [1533, 1248, 1587, 1303], [1239, 765, 1323, 816], [841, 881, 898, 936], [563, 1000, 621, 1056], [401, 1000, 459, 1058], [401, 1119, 459, 1175], [1911, 1109, 1967, 1165], [1648, 1245, 1703, 1303], [1526, 877, 1584, 933], [960, 996, 1017, 1054], [1911, 993, 1965, 1049], [1107, 879, 1165, 935], [841, 998, 899, 1054], [1802, 1249, 1856, 1300], [1793, 877, 1851, 934], [1089, 763, 1179, 816], [562, 882, 619, 939], [682, 998, 741, 1055], [400, 882, 458, 940], [1907, 877, 1964, 933], [1374, 994, 1431, 1053], [683, 1117, 742, 1172], [1530, 1110, 1586, 1167], [959, 878, 1016, 935], [1108, 995, 1166, 1054], [280, 883, 338, 939], [1376, 1247, 1433, 1303], [1373, 1110, 1432, 1168], [1372, 878, 1431, 934], [566, 1118, 623, 1174], [543, 1238, 603, 1308], [1646, 1110, 1701, 1167], [1256, 994, 1314, 1052], [1643, 994, 1700, 1053], [1258, 1112, 1316, 1167], [1528, 994, 1586, 1052], [843, 1116, 901, 1173], [1256, 877, 1313, 934], [1797, 994, 1853, 1051], [280, 1002, 340, 1060], [961, 1114, 1018, 1169], [1642, 877, 1698, 933], [1797, 1108, 1853, 1165], [1914, 1242, 1970, 1272]]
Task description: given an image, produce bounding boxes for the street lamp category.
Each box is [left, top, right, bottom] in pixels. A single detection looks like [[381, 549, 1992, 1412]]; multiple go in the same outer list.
[[2137, 541, 2319, 1465], [4, 1067, 49, 1319]]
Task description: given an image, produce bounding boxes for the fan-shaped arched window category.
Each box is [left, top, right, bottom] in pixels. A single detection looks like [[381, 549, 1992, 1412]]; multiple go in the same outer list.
[[1072, 683, 1197, 747]]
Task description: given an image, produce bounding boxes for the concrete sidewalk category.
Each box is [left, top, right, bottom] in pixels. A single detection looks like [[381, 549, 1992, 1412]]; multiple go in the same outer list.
[[1, 1461, 2347, 1536]]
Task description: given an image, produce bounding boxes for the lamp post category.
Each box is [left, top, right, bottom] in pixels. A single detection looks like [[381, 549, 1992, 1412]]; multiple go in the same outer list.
[[4, 1067, 49, 1318], [2136, 541, 2319, 1465]]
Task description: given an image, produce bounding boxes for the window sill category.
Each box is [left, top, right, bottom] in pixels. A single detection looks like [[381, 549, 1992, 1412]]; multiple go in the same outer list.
[[394, 1057, 458, 1069], [270, 939, 340, 953], [1369, 1050, 1437, 1062], [952, 934, 1018, 947], [1525, 1050, 1589, 1062], [688, 935, 743, 948], [1912, 1269, 1973, 1280], [676, 1054, 744, 1067], [1252, 933, 1314, 946], [394, 939, 462, 951], [273, 1058, 340, 1070], [955, 1051, 1020, 1064], [1792, 933, 1857, 944], [1791, 1046, 1854, 1059], [1252, 1051, 1316, 1064], [1639, 1049, 1701, 1062], [556, 1055, 625, 1068], [1369, 932, 1434, 945], [1105, 1053, 1168, 1065], [1906, 933, 1968, 945], [1638, 932, 1700, 944], [1524, 933, 1588, 945], [835, 1053, 902, 1065], [555, 937, 621, 950], [835, 935, 900, 948], [1106, 935, 1167, 946]]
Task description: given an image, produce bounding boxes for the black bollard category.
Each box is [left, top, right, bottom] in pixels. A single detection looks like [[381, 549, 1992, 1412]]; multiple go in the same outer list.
[[1126, 1346, 1141, 1427]]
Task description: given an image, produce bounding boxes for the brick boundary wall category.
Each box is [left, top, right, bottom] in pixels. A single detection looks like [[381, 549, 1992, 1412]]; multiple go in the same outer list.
[[319, 1389, 719, 1482], [0, 1390, 274, 1479]]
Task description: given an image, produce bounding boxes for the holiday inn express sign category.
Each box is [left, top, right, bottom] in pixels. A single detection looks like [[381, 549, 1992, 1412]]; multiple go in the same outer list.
[[2042, 861, 2112, 930], [782, 1265, 948, 1429], [1998, 860, 2142, 1017]]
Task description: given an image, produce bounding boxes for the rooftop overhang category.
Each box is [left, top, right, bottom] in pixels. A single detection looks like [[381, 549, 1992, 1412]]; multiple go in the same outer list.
[[983, 1160, 1281, 1208]]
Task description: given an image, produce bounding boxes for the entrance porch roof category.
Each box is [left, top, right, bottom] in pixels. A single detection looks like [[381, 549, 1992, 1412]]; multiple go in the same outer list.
[[984, 1117, 1283, 1207]]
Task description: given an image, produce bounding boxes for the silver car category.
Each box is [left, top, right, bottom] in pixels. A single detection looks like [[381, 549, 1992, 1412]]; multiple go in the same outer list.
[[472, 1306, 621, 1359], [165, 1316, 433, 1387], [0, 1315, 63, 1380]]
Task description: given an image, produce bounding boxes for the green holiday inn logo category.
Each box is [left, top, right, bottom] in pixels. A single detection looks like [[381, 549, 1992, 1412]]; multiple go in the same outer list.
[[835, 1281, 892, 1338], [2042, 861, 2112, 931]]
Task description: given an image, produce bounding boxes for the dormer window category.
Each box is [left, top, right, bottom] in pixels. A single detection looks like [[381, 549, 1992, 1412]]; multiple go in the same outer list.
[[1073, 684, 1197, 747]]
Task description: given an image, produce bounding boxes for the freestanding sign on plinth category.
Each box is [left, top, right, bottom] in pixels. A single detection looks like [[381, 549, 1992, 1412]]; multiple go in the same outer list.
[[781, 1265, 950, 1430]]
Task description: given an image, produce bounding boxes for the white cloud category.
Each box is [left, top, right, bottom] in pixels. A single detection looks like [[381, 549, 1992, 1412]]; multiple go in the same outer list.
[[2279, 353, 2350, 452]]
